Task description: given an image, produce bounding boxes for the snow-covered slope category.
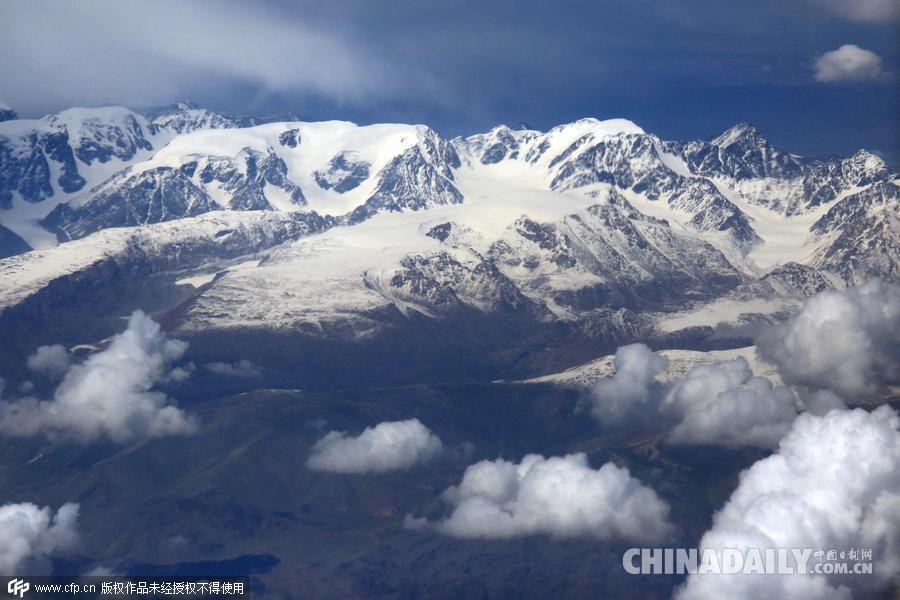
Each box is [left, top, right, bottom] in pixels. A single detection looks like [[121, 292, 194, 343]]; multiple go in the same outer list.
[[809, 179, 899, 284], [0, 105, 896, 342], [34, 121, 467, 241], [173, 179, 741, 332], [0, 210, 333, 313], [0, 104, 246, 247], [520, 346, 780, 388]]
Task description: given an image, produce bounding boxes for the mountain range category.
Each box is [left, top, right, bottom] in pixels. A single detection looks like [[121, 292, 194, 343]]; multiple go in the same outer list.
[[0, 102, 896, 384], [1, 102, 898, 598]]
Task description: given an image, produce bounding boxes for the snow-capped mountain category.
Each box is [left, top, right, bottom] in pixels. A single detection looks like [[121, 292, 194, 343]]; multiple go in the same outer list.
[[146, 101, 250, 134], [809, 179, 899, 284], [673, 123, 805, 182], [41, 144, 306, 241], [0, 104, 249, 247], [0, 209, 333, 314], [0, 103, 16, 124], [0, 104, 896, 354]]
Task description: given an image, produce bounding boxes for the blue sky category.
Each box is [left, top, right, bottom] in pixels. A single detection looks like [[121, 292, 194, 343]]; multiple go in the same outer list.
[[2, 0, 898, 161]]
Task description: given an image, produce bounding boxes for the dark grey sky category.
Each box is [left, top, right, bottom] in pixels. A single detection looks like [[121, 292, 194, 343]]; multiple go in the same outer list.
[[2, 0, 898, 161]]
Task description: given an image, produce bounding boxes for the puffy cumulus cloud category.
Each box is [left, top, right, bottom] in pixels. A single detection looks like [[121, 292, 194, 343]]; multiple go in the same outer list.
[[0, 0, 393, 115], [0, 311, 197, 443], [204, 360, 260, 378], [590, 345, 799, 448], [814, 45, 885, 83], [27, 344, 72, 379], [0, 503, 79, 574], [756, 281, 900, 400], [677, 406, 900, 600], [589, 344, 668, 425], [665, 358, 797, 448], [306, 419, 443, 474], [810, 0, 899, 23], [408, 453, 672, 541]]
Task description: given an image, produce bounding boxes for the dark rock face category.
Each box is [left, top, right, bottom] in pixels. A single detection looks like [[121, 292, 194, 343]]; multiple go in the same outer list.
[[486, 192, 744, 311], [314, 152, 370, 193], [42, 167, 218, 241], [425, 222, 453, 242], [278, 128, 302, 148], [0, 223, 30, 258], [512, 217, 577, 268], [63, 113, 154, 165], [0, 107, 17, 123], [810, 180, 899, 284], [42, 148, 306, 241], [148, 102, 247, 134], [197, 149, 305, 211], [347, 137, 463, 224], [729, 262, 835, 302], [416, 126, 462, 176], [760, 262, 832, 295], [548, 134, 759, 244], [0, 105, 245, 212], [478, 126, 535, 164], [801, 150, 890, 211], [0, 129, 86, 208], [666, 178, 758, 243], [388, 251, 537, 314], [671, 123, 805, 181]]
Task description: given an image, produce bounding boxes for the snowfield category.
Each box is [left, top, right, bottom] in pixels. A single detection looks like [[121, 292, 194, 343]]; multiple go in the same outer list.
[[0, 106, 896, 336]]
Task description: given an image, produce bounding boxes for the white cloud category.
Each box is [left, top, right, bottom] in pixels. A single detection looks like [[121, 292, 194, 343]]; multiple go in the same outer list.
[[677, 406, 900, 599], [204, 360, 260, 378], [0, 311, 197, 443], [0, 0, 392, 114], [408, 453, 672, 541], [800, 389, 848, 416], [589, 345, 799, 448], [810, 0, 899, 23], [665, 358, 797, 448], [307, 419, 443, 474], [0, 503, 79, 574], [589, 343, 668, 425], [756, 280, 900, 399], [814, 45, 885, 83], [27, 345, 72, 379]]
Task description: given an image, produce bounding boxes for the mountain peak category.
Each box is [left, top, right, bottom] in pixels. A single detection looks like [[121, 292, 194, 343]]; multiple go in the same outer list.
[[0, 103, 16, 123], [550, 117, 645, 140], [712, 122, 765, 148], [849, 148, 883, 163], [846, 148, 888, 177]]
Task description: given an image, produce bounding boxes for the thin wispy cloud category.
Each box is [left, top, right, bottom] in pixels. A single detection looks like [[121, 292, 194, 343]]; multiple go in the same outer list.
[[810, 0, 899, 23], [204, 360, 261, 378], [0, 0, 393, 114]]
